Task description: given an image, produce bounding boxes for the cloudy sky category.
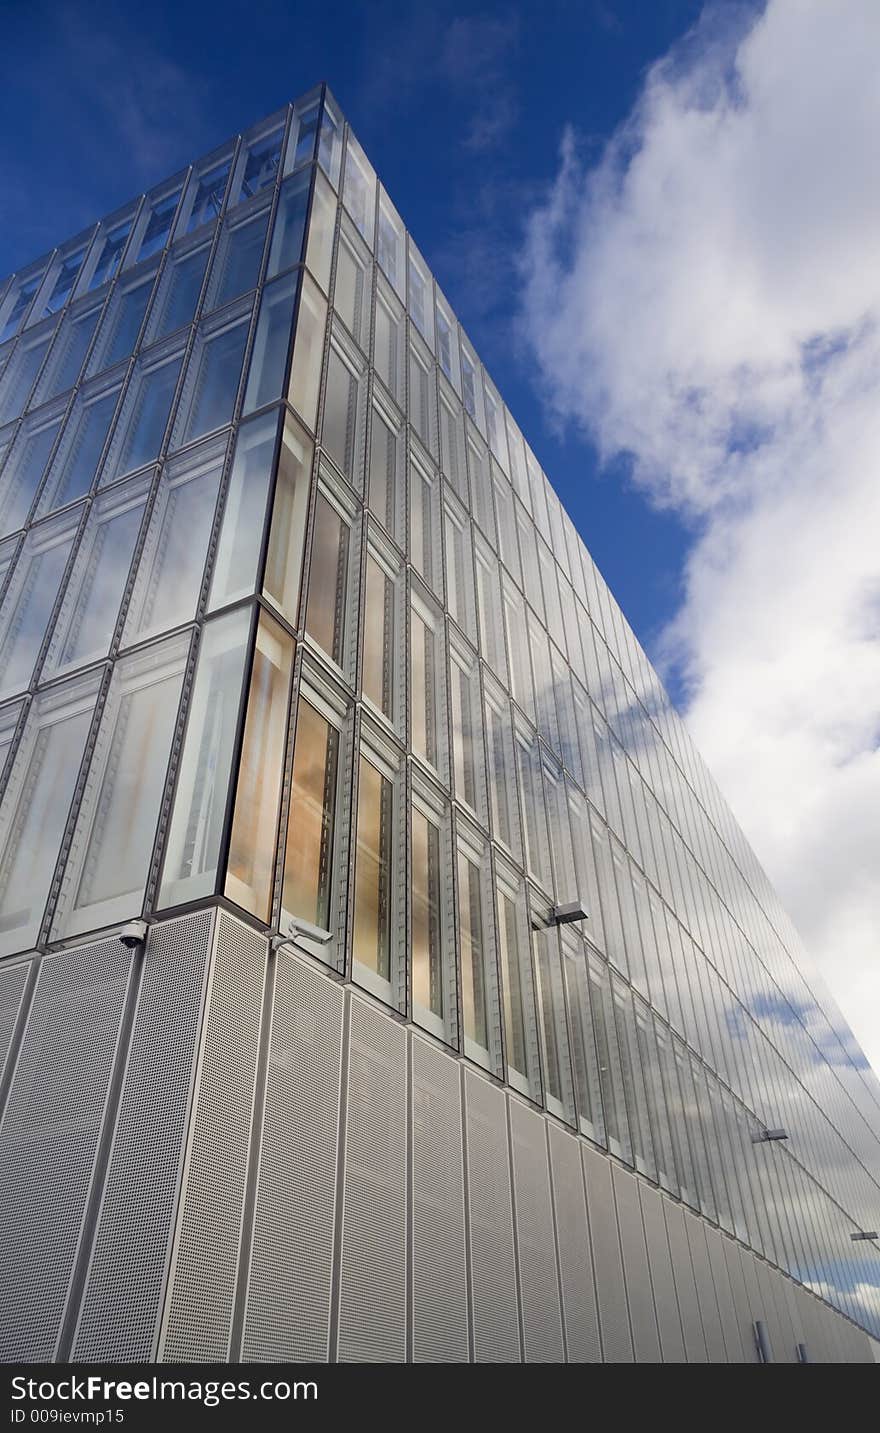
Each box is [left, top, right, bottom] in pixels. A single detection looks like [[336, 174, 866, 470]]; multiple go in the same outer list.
[[1, 0, 876, 1072]]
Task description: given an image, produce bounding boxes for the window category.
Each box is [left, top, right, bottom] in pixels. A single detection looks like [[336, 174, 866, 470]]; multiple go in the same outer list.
[[226, 613, 293, 920], [287, 273, 327, 430], [317, 96, 343, 186], [0, 410, 62, 535], [305, 488, 350, 669], [587, 950, 631, 1162], [53, 633, 188, 938], [443, 499, 475, 637], [89, 268, 156, 373], [493, 470, 519, 583], [207, 209, 269, 309], [611, 973, 656, 1179], [408, 247, 433, 348], [408, 341, 436, 456], [176, 313, 249, 445], [434, 292, 459, 391], [516, 733, 552, 890], [457, 835, 498, 1072], [439, 389, 467, 500], [0, 268, 45, 343], [40, 245, 88, 317], [352, 749, 398, 1000], [333, 224, 370, 351], [484, 683, 519, 856], [282, 696, 340, 933], [184, 157, 232, 234], [158, 608, 250, 907], [495, 872, 541, 1098], [42, 473, 148, 679], [373, 282, 404, 403], [262, 414, 313, 623], [409, 456, 439, 592], [107, 348, 182, 480], [376, 191, 404, 297], [38, 383, 119, 516], [0, 323, 55, 423], [466, 432, 492, 539], [321, 340, 364, 481], [0, 510, 78, 699], [449, 645, 484, 818], [305, 170, 336, 294], [504, 585, 534, 718], [362, 551, 396, 722], [561, 932, 605, 1143], [267, 172, 310, 278], [0, 670, 100, 957], [531, 918, 575, 1125], [285, 95, 320, 173], [148, 242, 210, 341], [474, 538, 504, 678], [243, 272, 297, 414], [34, 301, 101, 404], [134, 184, 182, 263], [367, 401, 401, 538], [124, 437, 223, 645], [208, 413, 279, 612], [342, 134, 376, 246], [88, 217, 133, 290], [411, 795, 455, 1045], [460, 343, 482, 429], [410, 591, 444, 776], [234, 121, 284, 204]]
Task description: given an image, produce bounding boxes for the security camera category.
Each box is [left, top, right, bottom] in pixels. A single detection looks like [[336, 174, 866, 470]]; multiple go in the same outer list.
[[119, 919, 148, 949]]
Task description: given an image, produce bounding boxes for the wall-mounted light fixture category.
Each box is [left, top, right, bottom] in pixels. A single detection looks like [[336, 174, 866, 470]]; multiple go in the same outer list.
[[751, 1128, 789, 1143], [850, 1231, 879, 1242], [550, 900, 589, 927]]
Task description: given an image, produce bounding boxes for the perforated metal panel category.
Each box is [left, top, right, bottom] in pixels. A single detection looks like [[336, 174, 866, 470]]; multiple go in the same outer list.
[[509, 1098, 564, 1362], [336, 995, 407, 1363], [464, 1067, 521, 1363], [0, 957, 31, 1087], [639, 1185, 686, 1363], [74, 910, 214, 1361], [0, 940, 133, 1362], [723, 1237, 759, 1362], [684, 1211, 726, 1362], [704, 1227, 745, 1363], [241, 952, 344, 1362], [547, 1123, 601, 1363], [663, 1201, 707, 1362], [611, 1165, 660, 1362], [160, 912, 267, 1362], [581, 1144, 632, 1362], [410, 1035, 468, 1363]]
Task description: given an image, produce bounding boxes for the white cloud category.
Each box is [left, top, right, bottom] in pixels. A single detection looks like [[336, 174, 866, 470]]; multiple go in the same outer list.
[[519, 0, 880, 1079]]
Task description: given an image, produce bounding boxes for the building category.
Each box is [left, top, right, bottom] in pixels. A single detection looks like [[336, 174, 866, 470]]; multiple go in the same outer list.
[[0, 84, 878, 1365]]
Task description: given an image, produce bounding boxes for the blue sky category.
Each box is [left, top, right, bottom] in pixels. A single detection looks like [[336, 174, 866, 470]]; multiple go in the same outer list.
[[0, 0, 701, 684]]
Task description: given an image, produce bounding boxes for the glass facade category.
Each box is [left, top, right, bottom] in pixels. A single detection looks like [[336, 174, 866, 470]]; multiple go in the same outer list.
[[1, 84, 879, 1349]]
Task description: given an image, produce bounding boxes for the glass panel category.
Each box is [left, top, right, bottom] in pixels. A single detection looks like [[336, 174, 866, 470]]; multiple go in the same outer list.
[[136, 187, 182, 262], [532, 922, 575, 1125], [35, 303, 101, 403], [367, 405, 399, 535], [54, 634, 188, 937], [263, 413, 312, 623], [150, 244, 210, 340], [373, 286, 404, 403], [39, 387, 118, 515], [267, 172, 310, 278], [0, 270, 44, 343], [497, 886, 537, 1091], [0, 514, 77, 699], [209, 412, 276, 610], [89, 219, 132, 289], [186, 159, 231, 234], [588, 950, 632, 1161], [208, 210, 269, 309], [41, 247, 87, 316], [236, 125, 284, 202], [0, 672, 100, 957], [353, 755, 393, 981], [321, 346, 360, 479], [334, 228, 370, 350], [226, 613, 293, 919], [0, 329, 54, 423], [450, 658, 479, 811], [362, 554, 394, 720], [485, 698, 516, 852], [287, 274, 326, 430], [562, 936, 605, 1143], [158, 607, 251, 907], [43, 476, 147, 678], [408, 250, 433, 348], [410, 605, 438, 768], [458, 850, 490, 1060], [305, 170, 336, 293], [90, 271, 154, 372], [342, 134, 376, 246], [411, 807, 443, 1022], [282, 697, 339, 930], [409, 462, 436, 590], [305, 492, 349, 667], [243, 273, 297, 414], [376, 192, 404, 297], [0, 414, 62, 535], [124, 442, 223, 644], [178, 318, 248, 444], [109, 354, 182, 479]]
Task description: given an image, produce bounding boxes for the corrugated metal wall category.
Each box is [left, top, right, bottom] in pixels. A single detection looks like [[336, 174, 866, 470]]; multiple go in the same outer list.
[[0, 910, 873, 1364]]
